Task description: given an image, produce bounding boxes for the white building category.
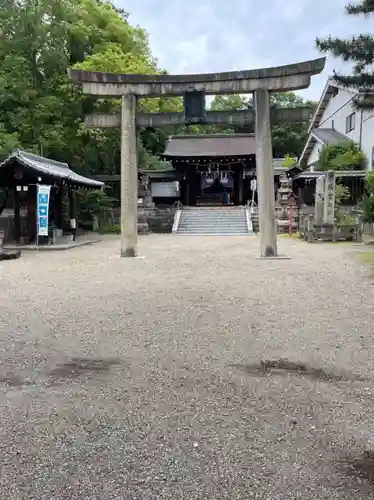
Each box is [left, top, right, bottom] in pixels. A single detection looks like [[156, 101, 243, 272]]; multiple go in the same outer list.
[[299, 78, 374, 170]]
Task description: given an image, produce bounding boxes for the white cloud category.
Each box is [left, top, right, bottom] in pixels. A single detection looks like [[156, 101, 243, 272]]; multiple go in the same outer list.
[[115, 0, 372, 101]]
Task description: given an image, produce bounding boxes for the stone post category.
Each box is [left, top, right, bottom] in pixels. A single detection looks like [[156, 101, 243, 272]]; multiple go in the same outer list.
[[356, 214, 363, 242], [314, 175, 325, 225], [323, 170, 335, 225], [307, 214, 314, 242], [120, 94, 138, 257], [255, 88, 277, 257]]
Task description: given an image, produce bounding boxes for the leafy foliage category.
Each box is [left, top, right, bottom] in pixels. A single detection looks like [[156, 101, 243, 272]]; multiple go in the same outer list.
[[206, 92, 315, 158], [77, 189, 114, 221], [0, 0, 178, 173], [317, 140, 366, 171], [362, 171, 374, 222], [0, 0, 316, 180], [282, 155, 297, 168], [316, 1, 374, 108]]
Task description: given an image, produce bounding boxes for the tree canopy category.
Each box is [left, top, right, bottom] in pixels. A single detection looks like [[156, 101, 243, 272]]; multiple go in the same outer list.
[[316, 0, 374, 108], [207, 92, 316, 158], [0, 0, 179, 171], [0, 0, 316, 177], [317, 140, 367, 171]]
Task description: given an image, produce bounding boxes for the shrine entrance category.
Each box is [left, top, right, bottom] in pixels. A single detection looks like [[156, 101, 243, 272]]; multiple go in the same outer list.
[[161, 133, 258, 206], [200, 173, 230, 205], [69, 57, 325, 258]]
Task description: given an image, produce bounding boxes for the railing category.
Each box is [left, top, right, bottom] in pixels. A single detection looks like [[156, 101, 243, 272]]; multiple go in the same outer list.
[[172, 201, 183, 233], [299, 213, 363, 242], [172, 200, 184, 210], [245, 207, 253, 233], [363, 222, 374, 237]]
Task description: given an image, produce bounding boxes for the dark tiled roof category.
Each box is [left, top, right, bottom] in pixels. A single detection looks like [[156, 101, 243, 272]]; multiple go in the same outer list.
[[162, 134, 256, 158], [0, 150, 103, 188], [311, 128, 348, 145]]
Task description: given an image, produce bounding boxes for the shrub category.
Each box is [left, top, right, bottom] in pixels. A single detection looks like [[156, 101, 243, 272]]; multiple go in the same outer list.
[[78, 189, 115, 221], [317, 140, 366, 171], [98, 224, 120, 234]]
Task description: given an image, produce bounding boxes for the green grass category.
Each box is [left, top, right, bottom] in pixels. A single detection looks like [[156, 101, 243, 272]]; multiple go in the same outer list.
[[279, 232, 301, 239], [97, 224, 120, 235]]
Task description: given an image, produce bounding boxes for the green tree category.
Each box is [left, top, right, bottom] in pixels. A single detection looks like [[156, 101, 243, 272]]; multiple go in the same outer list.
[[0, 0, 168, 173], [207, 92, 315, 158], [316, 0, 374, 108], [317, 140, 366, 171], [210, 95, 249, 111], [361, 171, 374, 222]]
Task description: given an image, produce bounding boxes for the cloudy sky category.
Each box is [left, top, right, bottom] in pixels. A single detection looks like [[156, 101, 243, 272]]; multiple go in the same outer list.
[[116, 0, 372, 102]]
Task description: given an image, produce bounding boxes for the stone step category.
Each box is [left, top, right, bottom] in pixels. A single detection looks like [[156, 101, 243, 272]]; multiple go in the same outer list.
[[175, 207, 252, 235]]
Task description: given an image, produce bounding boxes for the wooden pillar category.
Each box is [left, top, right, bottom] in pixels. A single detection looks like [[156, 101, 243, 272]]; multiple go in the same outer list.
[[68, 189, 76, 219], [238, 167, 244, 205], [55, 186, 64, 229], [184, 178, 190, 205], [14, 187, 21, 243], [190, 167, 197, 206]]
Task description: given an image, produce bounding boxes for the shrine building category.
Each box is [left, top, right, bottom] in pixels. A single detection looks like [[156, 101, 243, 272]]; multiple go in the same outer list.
[[155, 133, 291, 206]]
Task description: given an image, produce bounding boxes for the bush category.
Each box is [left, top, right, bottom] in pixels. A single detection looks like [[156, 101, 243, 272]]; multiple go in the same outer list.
[[78, 189, 115, 222], [361, 195, 374, 223], [98, 224, 120, 234], [361, 172, 374, 222], [318, 140, 366, 171]]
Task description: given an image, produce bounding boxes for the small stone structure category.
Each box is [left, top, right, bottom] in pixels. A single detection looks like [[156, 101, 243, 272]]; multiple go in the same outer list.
[[275, 174, 298, 233], [299, 171, 363, 242], [0, 228, 21, 260], [314, 175, 325, 225]]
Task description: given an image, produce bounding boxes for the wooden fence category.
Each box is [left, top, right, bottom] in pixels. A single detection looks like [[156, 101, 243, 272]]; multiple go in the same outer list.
[[299, 213, 363, 242], [363, 223, 374, 237]]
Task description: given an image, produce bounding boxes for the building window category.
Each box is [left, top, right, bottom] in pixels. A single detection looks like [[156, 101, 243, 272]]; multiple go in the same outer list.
[[346, 112, 355, 133]]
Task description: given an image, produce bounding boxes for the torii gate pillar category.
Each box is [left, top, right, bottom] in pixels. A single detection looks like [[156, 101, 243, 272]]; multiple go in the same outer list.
[[255, 88, 277, 257], [120, 94, 138, 257]]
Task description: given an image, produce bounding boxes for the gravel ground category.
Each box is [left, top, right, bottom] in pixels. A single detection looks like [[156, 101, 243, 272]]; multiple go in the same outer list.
[[1, 235, 374, 499]]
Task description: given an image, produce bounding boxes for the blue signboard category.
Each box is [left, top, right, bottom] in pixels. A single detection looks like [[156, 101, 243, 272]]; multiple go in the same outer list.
[[37, 185, 51, 237]]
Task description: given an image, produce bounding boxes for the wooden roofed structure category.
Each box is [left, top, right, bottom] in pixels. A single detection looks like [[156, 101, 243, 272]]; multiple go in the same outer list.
[[159, 133, 289, 206], [0, 150, 103, 244]]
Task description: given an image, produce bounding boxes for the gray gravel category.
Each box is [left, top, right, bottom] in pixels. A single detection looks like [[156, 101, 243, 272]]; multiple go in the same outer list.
[[1, 235, 374, 499]]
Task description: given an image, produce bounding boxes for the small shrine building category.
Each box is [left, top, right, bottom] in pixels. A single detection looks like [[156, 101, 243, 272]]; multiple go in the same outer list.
[[159, 134, 289, 206], [0, 150, 103, 243]]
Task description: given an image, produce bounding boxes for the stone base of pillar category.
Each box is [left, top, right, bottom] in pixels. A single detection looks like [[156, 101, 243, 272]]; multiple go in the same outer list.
[[121, 247, 137, 258], [254, 256, 291, 260]]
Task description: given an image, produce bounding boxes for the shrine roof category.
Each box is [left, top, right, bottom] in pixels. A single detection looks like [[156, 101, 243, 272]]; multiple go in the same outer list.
[[294, 170, 365, 180], [0, 150, 104, 188], [311, 128, 348, 145], [162, 134, 256, 158]]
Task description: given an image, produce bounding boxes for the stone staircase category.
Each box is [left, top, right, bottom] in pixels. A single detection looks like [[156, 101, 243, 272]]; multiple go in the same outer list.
[[175, 207, 252, 235]]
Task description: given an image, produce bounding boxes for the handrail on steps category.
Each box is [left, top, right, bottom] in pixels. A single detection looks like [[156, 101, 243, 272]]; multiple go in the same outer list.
[[172, 200, 184, 210], [172, 201, 183, 233]]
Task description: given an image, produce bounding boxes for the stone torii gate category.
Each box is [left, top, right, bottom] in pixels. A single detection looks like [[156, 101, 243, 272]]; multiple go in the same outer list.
[[69, 57, 325, 258]]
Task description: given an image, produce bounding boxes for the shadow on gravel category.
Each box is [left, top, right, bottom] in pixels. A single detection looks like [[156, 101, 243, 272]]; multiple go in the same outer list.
[[49, 357, 122, 380], [231, 359, 360, 383], [341, 450, 374, 486], [0, 374, 31, 387]]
